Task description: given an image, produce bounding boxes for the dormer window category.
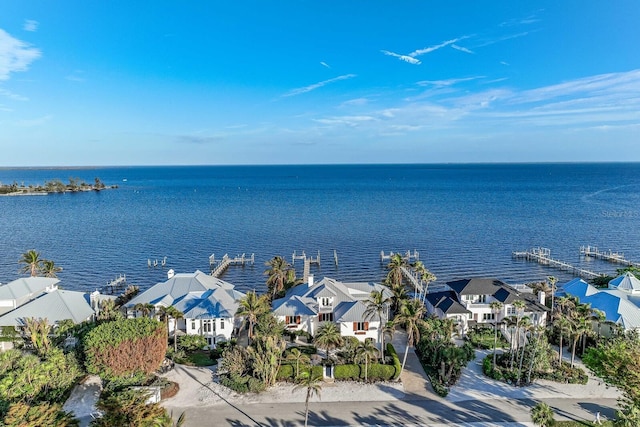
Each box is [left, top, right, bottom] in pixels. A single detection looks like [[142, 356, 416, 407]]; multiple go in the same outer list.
[[320, 297, 331, 307]]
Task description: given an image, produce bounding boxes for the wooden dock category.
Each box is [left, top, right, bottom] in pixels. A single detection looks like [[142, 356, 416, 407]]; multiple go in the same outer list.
[[380, 249, 420, 263], [209, 253, 254, 278], [293, 251, 320, 282], [102, 274, 128, 294], [580, 245, 640, 267], [512, 247, 604, 280]]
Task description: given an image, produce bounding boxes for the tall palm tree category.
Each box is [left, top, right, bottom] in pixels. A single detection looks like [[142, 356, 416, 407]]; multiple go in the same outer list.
[[386, 253, 407, 289], [554, 296, 576, 363], [293, 369, 322, 427], [503, 315, 518, 369], [526, 325, 546, 384], [510, 300, 526, 369], [236, 291, 270, 344], [40, 259, 63, 278], [489, 301, 503, 371], [356, 339, 380, 382], [364, 290, 391, 362], [264, 256, 293, 299], [555, 316, 572, 364], [24, 317, 51, 356], [314, 322, 343, 361], [97, 298, 123, 322], [547, 276, 557, 310], [530, 402, 555, 427], [516, 316, 532, 385], [286, 348, 310, 379], [19, 250, 42, 277], [395, 298, 426, 376], [165, 306, 184, 353]]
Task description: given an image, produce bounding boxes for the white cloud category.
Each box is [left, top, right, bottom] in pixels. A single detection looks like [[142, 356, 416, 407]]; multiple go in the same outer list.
[[23, 20, 39, 32], [0, 29, 41, 80], [320, 61, 330, 68], [417, 76, 483, 87], [451, 44, 474, 54], [476, 31, 531, 48], [381, 50, 421, 65], [409, 36, 468, 57], [340, 98, 369, 107], [314, 115, 377, 127], [283, 74, 357, 97]]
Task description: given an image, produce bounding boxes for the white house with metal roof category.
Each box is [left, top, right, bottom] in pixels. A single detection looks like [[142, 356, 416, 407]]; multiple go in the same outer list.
[[124, 270, 245, 348], [272, 276, 392, 343], [0, 277, 60, 315]]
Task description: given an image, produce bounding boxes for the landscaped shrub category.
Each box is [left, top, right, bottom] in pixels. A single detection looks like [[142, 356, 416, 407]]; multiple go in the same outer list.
[[386, 343, 402, 380], [277, 364, 294, 380], [276, 364, 321, 381], [366, 364, 396, 381], [334, 364, 361, 381], [83, 317, 166, 382], [177, 334, 207, 352]]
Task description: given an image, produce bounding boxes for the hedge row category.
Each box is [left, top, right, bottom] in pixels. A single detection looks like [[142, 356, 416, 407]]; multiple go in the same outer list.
[[334, 364, 396, 381], [386, 343, 402, 380], [277, 364, 323, 381]]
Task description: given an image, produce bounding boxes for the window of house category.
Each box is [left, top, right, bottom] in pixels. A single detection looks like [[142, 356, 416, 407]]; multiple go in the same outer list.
[[353, 322, 369, 331], [318, 313, 334, 322], [482, 313, 495, 321], [206, 337, 212, 346], [320, 297, 331, 307], [507, 306, 516, 315], [478, 295, 487, 303], [220, 319, 225, 329], [285, 316, 301, 325], [203, 320, 212, 333], [191, 320, 196, 330], [468, 313, 473, 319]]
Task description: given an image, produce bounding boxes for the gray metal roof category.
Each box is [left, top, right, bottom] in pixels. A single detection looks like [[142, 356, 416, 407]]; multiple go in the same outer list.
[[272, 296, 317, 317], [609, 272, 640, 293], [125, 270, 244, 318], [0, 289, 95, 326], [0, 277, 59, 309]]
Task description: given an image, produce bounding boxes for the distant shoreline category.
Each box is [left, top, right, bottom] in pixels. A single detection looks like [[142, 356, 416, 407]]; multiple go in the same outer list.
[[0, 177, 117, 196]]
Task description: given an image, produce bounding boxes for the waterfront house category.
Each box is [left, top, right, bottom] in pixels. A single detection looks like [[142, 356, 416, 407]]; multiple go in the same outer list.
[[425, 278, 549, 335], [124, 270, 245, 348], [558, 276, 640, 333], [272, 276, 392, 342], [0, 277, 60, 316], [0, 284, 113, 350]]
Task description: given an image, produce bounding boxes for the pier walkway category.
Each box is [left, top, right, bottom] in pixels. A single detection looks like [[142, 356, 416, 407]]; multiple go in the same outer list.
[[209, 253, 254, 278], [580, 245, 640, 268], [512, 247, 603, 280]]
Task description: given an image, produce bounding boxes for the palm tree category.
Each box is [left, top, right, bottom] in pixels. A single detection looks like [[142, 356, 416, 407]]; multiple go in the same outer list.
[[526, 325, 546, 384], [555, 315, 572, 364], [554, 296, 576, 363], [165, 306, 184, 353], [363, 290, 391, 362], [39, 259, 63, 278], [236, 291, 270, 344], [19, 250, 42, 277], [286, 348, 310, 379], [293, 368, 322, 427], [530, 402, 555, 427], [516, 316, 532, 385], [489, 301, 503, 371], [503, 315, 518, 369], [386, 253, 407, 289], [395, 298, 426, 376], [134, 303, 155, 318], [356, 339, 380, 382], [264, 256, 293, 299], [24, 317, 51, 356], [97, 298, 123, 322], [512, 300, 526, 366], [314, 322, 343, 361], [547, 276, 557, 310], [412, 261, 436, 302]]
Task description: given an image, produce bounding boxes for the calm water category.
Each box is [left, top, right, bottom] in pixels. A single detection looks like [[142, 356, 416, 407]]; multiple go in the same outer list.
[[1, 163, 639, 293]]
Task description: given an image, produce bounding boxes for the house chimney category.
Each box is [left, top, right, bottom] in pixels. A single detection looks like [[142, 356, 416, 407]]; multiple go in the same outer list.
[[308, 275, 314, 288], [538, 290, 546, 305]]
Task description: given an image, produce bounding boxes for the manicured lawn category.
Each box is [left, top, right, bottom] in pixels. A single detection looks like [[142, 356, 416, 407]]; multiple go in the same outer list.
[[184, 350, 216, 367]]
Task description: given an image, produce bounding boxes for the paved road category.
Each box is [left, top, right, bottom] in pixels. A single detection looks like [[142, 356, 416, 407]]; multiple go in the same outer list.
[[168, 397, 618, 426]]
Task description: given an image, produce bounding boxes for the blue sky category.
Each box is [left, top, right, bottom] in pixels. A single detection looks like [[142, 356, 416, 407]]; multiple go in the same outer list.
[[1, 1, 639, 166]]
